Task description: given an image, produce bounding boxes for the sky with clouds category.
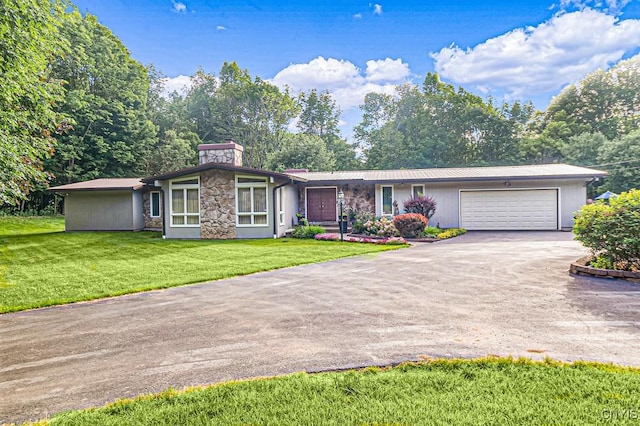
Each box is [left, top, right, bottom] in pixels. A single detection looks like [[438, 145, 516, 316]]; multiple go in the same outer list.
[[72, 0, 640, 137]]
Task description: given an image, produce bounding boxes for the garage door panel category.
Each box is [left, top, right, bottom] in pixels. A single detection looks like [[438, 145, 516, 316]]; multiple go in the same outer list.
[[460, 189, 558, 230]]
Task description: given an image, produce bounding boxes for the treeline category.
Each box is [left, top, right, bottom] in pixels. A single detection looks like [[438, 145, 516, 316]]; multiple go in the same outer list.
[[3, 1, 640, 213]]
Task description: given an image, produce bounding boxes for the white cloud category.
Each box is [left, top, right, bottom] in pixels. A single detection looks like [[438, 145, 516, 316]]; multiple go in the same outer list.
[[172, 1, 186, 13], [430, 8, 640, 98], [161, 75, 192, 97], [353, 13, 362, 19], [365, 58, 410, 82], [372, 3, 383, 15], [271, 56, 409, 111], [216, 25, 226, 31], [558, 0, 632, 14]]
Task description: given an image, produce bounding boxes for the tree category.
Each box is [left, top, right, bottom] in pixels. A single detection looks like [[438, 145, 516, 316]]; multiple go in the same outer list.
[[355, 74, 522, 169], [543, 57, 640, 142], [46, 9, 156, 185], [264, 134, 336, 172], [0, 0, 68, 205], [597, 130, 640, 193], [561, 132, 607, 166], [297, 89, 358, 170]]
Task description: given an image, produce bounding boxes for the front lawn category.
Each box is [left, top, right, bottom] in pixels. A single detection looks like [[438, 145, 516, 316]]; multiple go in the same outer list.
[[45, 358, 640, 425], [0, 217, 403, 313]]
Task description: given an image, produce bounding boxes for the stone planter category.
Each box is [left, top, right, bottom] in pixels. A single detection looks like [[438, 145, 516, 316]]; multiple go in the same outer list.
[[570, 256, 640, 283]]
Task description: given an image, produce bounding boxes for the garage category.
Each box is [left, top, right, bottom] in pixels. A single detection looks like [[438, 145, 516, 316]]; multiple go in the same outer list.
[[460, 189, 558, 230]]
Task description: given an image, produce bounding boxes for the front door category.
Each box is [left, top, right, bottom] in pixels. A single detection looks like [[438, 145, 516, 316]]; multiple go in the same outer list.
[[307, 188, 337, 222]]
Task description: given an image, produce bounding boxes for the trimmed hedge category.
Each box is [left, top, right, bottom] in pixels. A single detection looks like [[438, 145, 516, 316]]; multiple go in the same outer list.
[[393, 213, 428, 238]]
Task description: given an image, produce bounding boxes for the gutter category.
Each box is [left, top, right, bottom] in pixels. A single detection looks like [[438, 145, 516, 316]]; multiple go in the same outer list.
[[272, 179, 294, 239]]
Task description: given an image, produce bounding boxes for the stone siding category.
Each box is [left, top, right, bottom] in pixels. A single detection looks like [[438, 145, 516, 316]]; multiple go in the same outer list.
[[342, 183, 376, 215], [200, 169, 236, 239], [198, 144, 243, 166], [142, 190, 163, 230]]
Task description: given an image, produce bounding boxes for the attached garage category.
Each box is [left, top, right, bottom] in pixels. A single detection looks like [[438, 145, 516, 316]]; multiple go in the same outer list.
[[459, 189, 559, 230]]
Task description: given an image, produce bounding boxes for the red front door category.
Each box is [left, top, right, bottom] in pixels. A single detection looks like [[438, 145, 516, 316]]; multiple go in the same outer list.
[[307, 188, 337, 222]]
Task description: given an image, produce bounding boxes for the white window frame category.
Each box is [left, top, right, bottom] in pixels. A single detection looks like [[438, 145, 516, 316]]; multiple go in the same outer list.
[[169, 177, 200, 228], [412, 184, 425, 198], [278, 187, 285, 226], [381, 185, 394, 216], [236, 175, 269, 227], [150, 191, 161, 218]]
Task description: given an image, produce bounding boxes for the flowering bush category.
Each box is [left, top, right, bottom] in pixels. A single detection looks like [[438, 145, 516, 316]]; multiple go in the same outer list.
[[361, 216, 399, 237], [437, 228, 467, 239], [393, 213, 429, 238], [314, 233, 406, 245], [351, 212, 375, 234], [403, 196, 437, 219]]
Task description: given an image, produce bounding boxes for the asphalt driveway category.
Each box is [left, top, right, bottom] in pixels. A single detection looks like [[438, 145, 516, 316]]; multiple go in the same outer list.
[[2, 231, 640, 423]]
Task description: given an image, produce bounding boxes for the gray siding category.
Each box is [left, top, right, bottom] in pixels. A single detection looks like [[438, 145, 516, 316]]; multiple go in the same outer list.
[[374, 179, 589, 230], [132, 191, 144, 231], [64, 191, 139, 231]]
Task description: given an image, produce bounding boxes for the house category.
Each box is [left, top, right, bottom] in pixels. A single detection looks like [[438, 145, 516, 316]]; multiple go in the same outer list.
[[50, 141, 607, 237]]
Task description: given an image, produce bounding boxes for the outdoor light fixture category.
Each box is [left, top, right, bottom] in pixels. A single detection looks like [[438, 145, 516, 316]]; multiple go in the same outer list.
[[505, 181, 512, 187], [338, 189, 345, 242]]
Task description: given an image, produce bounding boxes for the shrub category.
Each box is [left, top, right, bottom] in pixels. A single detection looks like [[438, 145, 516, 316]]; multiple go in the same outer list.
[[351, 212, 375, 234], [437, 228, 467, 239], [292, 225, 326, 239], [403, 196, 437, 219], [423, 226, 440, 237], [362, 216, 399, 237], [393, 213, 428, 238], [573, 189, 640, 271]]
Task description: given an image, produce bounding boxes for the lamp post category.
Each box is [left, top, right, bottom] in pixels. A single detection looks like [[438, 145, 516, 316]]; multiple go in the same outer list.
[[337, 189, 345, 242]]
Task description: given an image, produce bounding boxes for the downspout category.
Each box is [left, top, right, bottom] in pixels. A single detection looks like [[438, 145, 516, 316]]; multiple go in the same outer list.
[[160, 188, 166, 239], [272, 179, 294, 239]]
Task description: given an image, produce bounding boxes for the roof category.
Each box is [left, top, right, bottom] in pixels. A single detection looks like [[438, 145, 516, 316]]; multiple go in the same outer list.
[[142, 162, 307, 184], [287, 164, 607, 184], [49, 178, 145, 191]]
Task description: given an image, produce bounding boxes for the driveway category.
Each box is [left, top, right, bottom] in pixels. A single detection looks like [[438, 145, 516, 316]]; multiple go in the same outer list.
[[2, 232, 640, 423]]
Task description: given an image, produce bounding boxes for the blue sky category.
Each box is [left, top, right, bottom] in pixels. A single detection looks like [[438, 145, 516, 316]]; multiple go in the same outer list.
[[72, 0, 640, 137]]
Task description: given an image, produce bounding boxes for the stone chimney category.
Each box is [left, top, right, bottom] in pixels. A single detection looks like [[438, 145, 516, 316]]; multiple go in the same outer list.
[[198, 139, 243, 166]]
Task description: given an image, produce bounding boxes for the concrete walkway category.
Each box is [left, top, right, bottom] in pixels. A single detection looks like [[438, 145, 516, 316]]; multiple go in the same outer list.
[[2, 231, 640, 423]]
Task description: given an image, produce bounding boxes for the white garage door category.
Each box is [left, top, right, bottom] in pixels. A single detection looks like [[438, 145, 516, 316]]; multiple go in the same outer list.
[[460, 189, 558, 230]]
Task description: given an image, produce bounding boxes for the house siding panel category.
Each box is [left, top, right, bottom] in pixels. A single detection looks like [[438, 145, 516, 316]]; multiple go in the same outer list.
[[63, 191, 137, 231]]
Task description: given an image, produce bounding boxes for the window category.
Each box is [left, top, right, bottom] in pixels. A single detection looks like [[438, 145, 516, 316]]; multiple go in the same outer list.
[[278, 187, 285, 226], [150, 191, 160, 217], [170, 178, 200, 227], [382, 186, 394, 215], [236, 176, 268, 226], [412, 185, 425, 198]]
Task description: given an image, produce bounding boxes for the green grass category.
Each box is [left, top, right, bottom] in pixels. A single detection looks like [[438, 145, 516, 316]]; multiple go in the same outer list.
[[43, 358, 640, 425], [0, 217, 403, 313]]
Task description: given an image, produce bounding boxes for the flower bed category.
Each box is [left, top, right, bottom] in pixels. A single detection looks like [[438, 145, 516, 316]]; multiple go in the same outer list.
[[314, 233, 407, 245]]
